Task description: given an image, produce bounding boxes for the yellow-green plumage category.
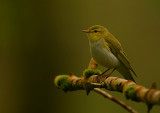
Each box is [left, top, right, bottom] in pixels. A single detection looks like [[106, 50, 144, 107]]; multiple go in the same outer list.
[[83, 25, 137, 82]]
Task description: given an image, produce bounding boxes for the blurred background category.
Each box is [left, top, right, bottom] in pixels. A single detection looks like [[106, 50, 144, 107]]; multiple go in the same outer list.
[[1, 0, 160, 113]]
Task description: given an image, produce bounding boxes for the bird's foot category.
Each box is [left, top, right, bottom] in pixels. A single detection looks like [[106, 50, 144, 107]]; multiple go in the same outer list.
[[99, 68, 116, 78], [98, 74, 110, 83]]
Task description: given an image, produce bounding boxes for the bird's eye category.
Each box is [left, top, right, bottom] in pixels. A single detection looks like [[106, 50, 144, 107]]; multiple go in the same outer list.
[[94, 30, 98, 33]]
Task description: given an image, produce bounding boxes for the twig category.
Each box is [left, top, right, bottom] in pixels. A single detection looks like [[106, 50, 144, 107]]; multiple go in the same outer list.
[[88, 58, 98, 69], [94, 88, 138, 113]]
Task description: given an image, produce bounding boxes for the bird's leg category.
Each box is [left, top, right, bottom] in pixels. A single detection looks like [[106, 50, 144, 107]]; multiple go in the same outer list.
[[98, 68, 111, 82], [106, 68, 116, 77], [100, 68, 116, 80], [108, 68, 116, 76], [101, 68, 111, 75]]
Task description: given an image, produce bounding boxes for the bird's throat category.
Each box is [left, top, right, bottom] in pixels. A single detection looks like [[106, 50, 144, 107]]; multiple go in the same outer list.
[[88, 35, 101, 42]]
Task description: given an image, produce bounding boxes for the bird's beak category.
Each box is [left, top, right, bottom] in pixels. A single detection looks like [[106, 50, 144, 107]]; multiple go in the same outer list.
[[82, 30, 89, 33]]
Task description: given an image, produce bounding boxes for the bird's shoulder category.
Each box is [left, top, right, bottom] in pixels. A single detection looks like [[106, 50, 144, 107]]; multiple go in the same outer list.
[[104, 33, 130, 67], [104, 33, 123, 52]]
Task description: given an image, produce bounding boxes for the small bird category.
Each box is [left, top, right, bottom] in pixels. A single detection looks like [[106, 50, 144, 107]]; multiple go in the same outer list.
[[82, 25, 137, 82]]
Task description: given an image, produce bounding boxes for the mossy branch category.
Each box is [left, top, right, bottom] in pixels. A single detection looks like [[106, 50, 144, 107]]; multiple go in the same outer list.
[[54, 58, 160, 113], [55, 73, 160, 105]]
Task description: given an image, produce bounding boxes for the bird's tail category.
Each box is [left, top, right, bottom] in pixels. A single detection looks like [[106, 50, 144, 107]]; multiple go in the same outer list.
[[116, 63, 136, 82]]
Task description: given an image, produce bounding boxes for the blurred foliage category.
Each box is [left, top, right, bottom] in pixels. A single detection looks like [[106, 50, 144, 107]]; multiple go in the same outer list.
[[0, 0, 160, 113]]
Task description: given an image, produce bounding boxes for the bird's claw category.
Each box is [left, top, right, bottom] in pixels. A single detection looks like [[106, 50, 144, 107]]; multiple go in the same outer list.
[[98, 74, 110, 83]]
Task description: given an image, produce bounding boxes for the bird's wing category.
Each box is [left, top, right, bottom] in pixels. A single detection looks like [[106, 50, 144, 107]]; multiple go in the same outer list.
[[104, 34, 137, 77], [117, 50, 137, 77]]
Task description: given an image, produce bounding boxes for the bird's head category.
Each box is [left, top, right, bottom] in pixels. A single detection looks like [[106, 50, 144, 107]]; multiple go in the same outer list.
[[82, 25, 109, 41]]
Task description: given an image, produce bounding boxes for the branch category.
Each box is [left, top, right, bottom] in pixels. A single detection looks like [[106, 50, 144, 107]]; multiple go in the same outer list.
[[54, 73, 160, 105], [94, 88, 137, 113], [54, 58, 160, 112]]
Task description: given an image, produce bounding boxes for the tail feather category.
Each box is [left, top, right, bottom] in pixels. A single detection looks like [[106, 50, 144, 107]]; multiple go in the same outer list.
[[117, 64, 136, 82]]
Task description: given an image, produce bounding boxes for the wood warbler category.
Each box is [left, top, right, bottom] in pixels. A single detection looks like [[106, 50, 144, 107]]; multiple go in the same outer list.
[[82, 25, 137, 82]]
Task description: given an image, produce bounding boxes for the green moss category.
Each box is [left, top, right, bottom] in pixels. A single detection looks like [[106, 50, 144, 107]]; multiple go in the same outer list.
[[83, 69, 102, 78], [123, 85, 138, 101], [54, 75, 72, 92]]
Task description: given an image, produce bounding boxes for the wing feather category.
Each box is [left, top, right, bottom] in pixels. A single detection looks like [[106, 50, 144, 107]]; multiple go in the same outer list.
[[104, 34, 137, 77]]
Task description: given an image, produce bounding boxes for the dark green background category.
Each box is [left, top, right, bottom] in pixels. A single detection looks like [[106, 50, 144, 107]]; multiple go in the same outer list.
[[1, 0, 160, 113]]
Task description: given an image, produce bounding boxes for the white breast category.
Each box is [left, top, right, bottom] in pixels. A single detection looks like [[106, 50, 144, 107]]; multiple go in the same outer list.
[[89, 39, 120, 68]]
